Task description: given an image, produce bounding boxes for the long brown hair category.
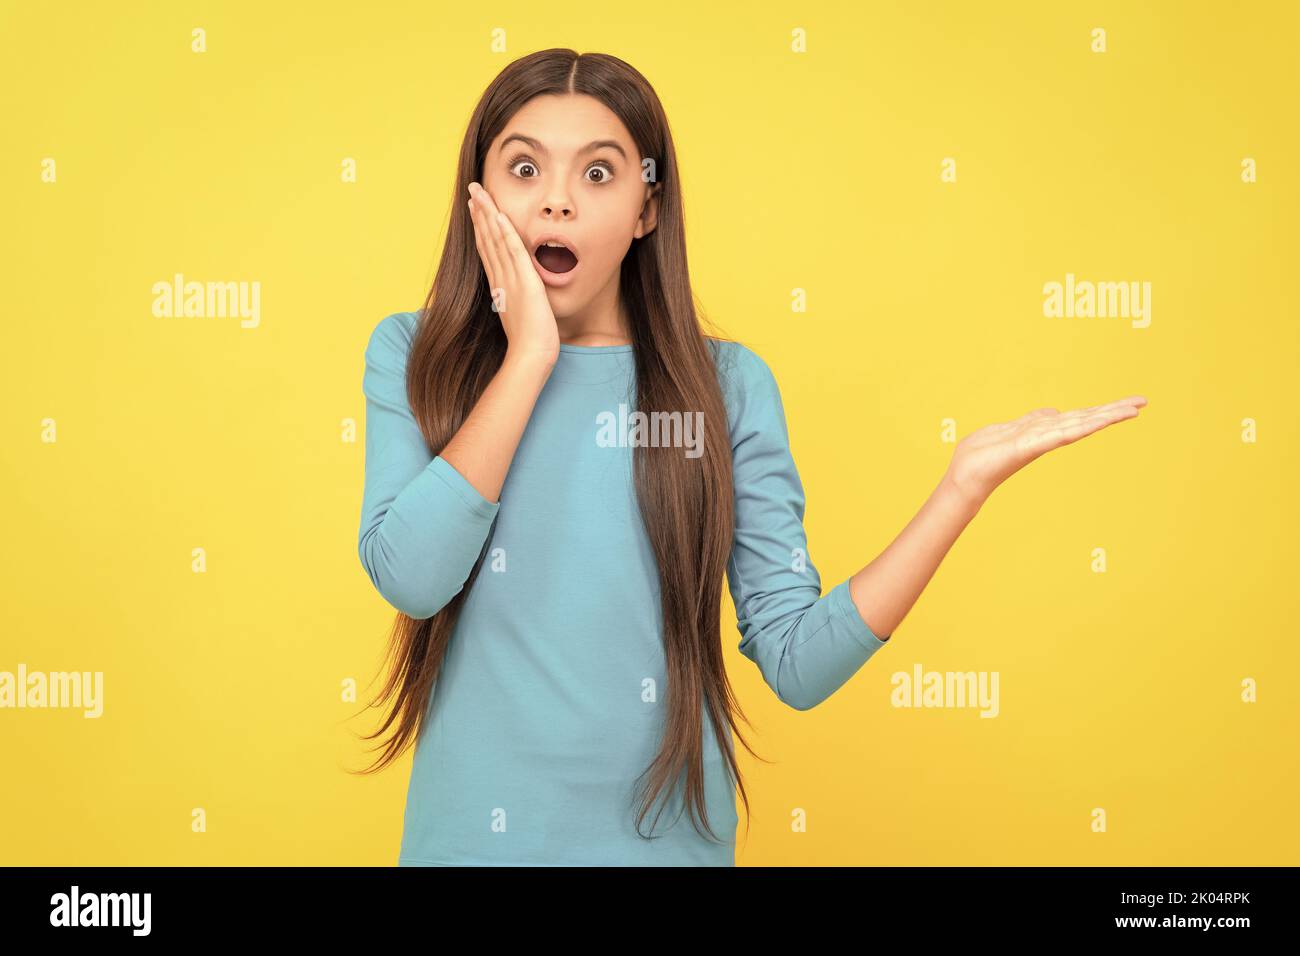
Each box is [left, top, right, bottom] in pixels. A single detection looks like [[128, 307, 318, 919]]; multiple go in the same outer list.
[[352, 49, 767, 844]]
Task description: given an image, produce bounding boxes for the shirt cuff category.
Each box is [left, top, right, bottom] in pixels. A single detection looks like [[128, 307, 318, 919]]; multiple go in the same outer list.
[[828, 577, 890, 649], [429, 455, 500, 518]]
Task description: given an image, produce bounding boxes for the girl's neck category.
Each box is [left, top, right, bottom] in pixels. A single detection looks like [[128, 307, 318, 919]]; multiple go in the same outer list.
[[558, 328, 631, 347], [555, 289, 632, 347]]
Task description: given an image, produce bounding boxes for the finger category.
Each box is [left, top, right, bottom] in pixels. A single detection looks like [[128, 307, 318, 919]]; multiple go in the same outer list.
[[1064, 395, 1149, 419], [494, 208, 534, 276], [1079, 397, 1147, 417], [492, 212, 519, 285], [465, 204, 499, 300], [472, 184, 532, 301], [466, 196, 498, 291], [1035, 406, 1141, 448], [472, 182, 506, 250], [989, 407, 1058, 434], [1015, 406, 1060, 424], [1042, 401, 1131, 434], [476, 190, 517, 303], [469, 185, 506, 290]]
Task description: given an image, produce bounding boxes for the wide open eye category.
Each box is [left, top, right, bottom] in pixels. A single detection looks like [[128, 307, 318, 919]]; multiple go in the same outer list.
[[506, 154, 615, 185], [507, 156, 539, 179], [586, 162, 615, 185]]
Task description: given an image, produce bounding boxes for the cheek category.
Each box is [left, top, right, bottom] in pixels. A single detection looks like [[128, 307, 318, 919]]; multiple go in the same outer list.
[[480, 175, 522, 221], [588, 228, 634, 274], [587, 207, 639, 265], [495, 199, 528, 233]]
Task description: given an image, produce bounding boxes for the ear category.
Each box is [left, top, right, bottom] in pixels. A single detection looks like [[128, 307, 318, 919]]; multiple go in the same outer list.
[[633, 181, 660, 240]]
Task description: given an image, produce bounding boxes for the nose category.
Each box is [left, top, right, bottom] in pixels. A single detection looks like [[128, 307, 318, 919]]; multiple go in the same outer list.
[[541, 182, 573, 219]]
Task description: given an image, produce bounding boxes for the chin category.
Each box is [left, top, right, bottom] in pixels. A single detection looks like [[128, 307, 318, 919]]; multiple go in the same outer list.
[[546, 290, 583, 317]]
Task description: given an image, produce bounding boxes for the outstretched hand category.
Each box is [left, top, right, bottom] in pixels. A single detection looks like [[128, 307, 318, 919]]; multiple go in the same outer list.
[[943, 396, 1149, 510]]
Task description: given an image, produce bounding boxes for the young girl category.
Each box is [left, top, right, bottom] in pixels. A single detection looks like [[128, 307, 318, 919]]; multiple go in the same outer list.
[[354, 49, 1146, 866]]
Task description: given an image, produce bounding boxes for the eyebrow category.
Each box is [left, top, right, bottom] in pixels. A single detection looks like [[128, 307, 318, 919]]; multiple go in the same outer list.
[[499, 133, 627, 161]]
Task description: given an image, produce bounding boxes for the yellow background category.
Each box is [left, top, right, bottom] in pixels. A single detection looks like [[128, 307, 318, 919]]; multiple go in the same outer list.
[[2, 0, 1296, 865]]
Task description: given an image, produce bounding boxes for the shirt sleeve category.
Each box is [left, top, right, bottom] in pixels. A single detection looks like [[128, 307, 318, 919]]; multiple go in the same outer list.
[[357, 311, 500, 620], [721, 342, 890, 711]]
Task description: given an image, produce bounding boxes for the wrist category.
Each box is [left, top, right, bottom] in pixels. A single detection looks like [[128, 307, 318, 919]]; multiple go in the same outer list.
[[937, 469, 987, 521], [502, 346, 557, 378]]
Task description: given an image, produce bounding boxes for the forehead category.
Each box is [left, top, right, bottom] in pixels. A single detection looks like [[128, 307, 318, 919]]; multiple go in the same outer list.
[[492, 94, 634, 154]]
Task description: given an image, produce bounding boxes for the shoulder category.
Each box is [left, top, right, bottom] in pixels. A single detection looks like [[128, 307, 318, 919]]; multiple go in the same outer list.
[[365, 309, 421, 363], [706, 337, 786, 443], [362, 312, 422, 404], [708, 336, 779, 395]]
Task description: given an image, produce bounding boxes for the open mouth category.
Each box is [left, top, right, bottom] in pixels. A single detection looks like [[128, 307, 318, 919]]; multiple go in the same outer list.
[[534, 240, 579, 275]]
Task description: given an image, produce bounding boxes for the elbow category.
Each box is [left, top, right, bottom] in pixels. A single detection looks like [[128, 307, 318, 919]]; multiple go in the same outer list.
[[773, 656, 860, 711], [358, 532, 459, 621], [776, 683, 830, 713], [771, 651, 840, 712], [361, 558, 457, 620], [741, 629, 833, 712], [382, 585, 445, 621]]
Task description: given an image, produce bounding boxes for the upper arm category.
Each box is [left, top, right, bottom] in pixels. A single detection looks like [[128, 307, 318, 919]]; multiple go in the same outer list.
[[356, 311, 500, 619], [719, 341, 888, 710]]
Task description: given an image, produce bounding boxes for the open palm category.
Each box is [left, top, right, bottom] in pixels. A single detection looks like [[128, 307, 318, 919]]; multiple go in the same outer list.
[[944, 396, 1148, 508]]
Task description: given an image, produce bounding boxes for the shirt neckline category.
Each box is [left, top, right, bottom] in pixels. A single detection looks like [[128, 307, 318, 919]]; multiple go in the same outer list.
[[548, 342, 635, 384], [557, 343, 634, 353]]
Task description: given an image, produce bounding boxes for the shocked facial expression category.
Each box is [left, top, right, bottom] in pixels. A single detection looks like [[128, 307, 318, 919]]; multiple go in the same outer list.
[[481, 93, 659, 317]]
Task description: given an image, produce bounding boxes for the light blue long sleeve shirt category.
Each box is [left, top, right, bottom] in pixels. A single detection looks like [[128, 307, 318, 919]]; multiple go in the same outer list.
[[358, 310, 890, 866]]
